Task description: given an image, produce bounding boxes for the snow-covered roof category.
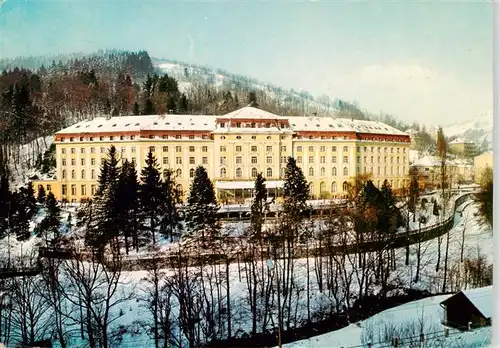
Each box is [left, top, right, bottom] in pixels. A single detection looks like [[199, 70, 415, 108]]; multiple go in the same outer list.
[[450, 138, 474, 144], [412, 155, 442, 167], [460, 286, 492, 319], [56, 107, 409, 137]]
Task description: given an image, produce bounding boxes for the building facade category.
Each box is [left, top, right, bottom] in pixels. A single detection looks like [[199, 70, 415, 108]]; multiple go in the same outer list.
[[449, 138, 478, 158], [474, 151, 493, 184], [34, 107, 411, 203]]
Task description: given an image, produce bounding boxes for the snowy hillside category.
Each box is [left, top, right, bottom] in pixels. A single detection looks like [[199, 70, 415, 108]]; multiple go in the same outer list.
[[441, 111, 493, 150], [155, 59, 341, 115]]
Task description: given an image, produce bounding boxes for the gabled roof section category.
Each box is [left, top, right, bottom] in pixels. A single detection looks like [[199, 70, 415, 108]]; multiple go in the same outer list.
[[223, 106, 281, 119], [441, 286, 492, 319]]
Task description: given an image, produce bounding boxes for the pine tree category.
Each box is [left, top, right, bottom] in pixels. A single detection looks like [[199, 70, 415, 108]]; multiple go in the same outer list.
[[38, 192, 61, 243], [133, 102, 140, 115], [250, 173, 267, 239], [184, 166, 219, 243], [85, 146, 121, 253], [139, 150, 164, 246], [37, 184, 46, 204], [11, 192, 31, 241], [23, 181, 37, 221], [476, 166, 493, 228], [0, 153, 12, 239], [117, 159, 141, 254], [247, 91, 258, 107], [159, 169, 182, 242], [283, 157, 310, 220]]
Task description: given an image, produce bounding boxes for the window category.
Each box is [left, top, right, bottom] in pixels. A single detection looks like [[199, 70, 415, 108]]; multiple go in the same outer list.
[[149, 146, 155, 152], [331, 182, 337, 193], [131, 157, 136, 164], [297, 156, 302, 164], [176, 169, 182, 177], [202, 146, 208, 152], [320, 182, 326, 193], [61, 148, 66, 154], [220, 157, 226, 165], [131, 135, 135, 140], [266, 167, 273, 177], [81, 158, 85, 166], [309, 167, 314, 176], [320, 146, 325, 152], [176, 146, 182, 152], [332, 167, 337, 176], [70, 137, 74, 142], [91, 185, 96, 196], [163, 157, 168, 165], [81, 170, 85, 179], [220, 146, 226, 152], [71, 170, 76, 179], [332, 156, 337, 163], [357, 147, 360, 152], [236, 156, 242, 164], [332, 146, 337, 152], [251, 168, 258, 178], [266, 146, 272, 152], [251, 146, 257, 152], [251, 156, 257, 164], [281, 146, 287, 152], [236, 168, 242, 178], [90, 147, 95, 154], [62, 159, 67, 166], [91, 169, 96, 179], [236, 122, 241, 128], [163, 169, 169, 177], [308, 146, 314, 152], [281, 156, 287, 164], [297, 146, 303, 152], [280, 167, 285, 177], [80, 148, 85, 154], [202, 157, 208, 165], [357, 156, 360, 163], [176, 157, 182, 165], [267, 156, 272, 164], [220, 122, 226, 128], [47, 185, 51, 192], [71, 185, 76, 196], [343, 146, 348, 152], [343, 167, 348, 176], [62, 170, 66, 179], [176, 184, 183, 196], [81, 185, 86, 196], [99, 136, 104, 141], [190, 168, 195, 178], [320, 156, 326, 164], [71, 159, 76, 166], [236, 146, 242, 152], [71, 148, 76, 154], [320, 167, 325, 176], [120, 136, 124, 140], [309, 157, 314, 164], [110, 136, 114, 141], [189, 135, 195, 140], [163, 146, 169, 152], [189, 157, 195, 165], [371, 156, 374, 163], [343, 181, 348, 192], [100, 147, 105, 153], [62, 185, 67, 195], [176, 135, 182, 139]]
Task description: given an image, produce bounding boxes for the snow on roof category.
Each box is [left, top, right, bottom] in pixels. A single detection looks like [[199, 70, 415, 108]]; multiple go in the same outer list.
[[223, 106, 282, 119], [460, 286, 492, 319], [412, 155, 442, 167], [56, 107, 409, 137], [450, 137, 474, 144]]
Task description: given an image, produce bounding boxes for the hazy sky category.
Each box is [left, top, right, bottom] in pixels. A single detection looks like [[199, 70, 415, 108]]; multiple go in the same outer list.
[[0, 0, 493, 125]]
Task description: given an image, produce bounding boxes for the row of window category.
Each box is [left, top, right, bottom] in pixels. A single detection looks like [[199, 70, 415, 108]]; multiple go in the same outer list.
[[61, 182, 185, 197], [63, 134, 209, 142]]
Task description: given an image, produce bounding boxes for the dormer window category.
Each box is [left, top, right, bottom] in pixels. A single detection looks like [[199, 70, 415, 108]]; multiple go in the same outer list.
[[135, 123, 140, 126], [220, 122, 225, 128], [236, 122, 241, 128], [112, 124, 117, 127], [251, 122, 256, 128], [153, 122, 158, 125]]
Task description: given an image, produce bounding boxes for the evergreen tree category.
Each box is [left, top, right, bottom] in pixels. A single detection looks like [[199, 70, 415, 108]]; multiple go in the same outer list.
[[159, 169, 182, 242], [117, 159, 141, 253], [37, 184, 46, 204], [247, 91, 258, 107], [476, 166, 493, 228], [283, 157, 310, 220], [184, 166, 219, 242], [85, 146, 121, 253], [408, 176, 420, 223], [21, 181, 37, 221], [11, 192, 30, 241], [133, 102, 140, 115], [142, 99, 156, 115], [38, 192, 61, 243], [0, 153, 12, 239], [250, 173, 267, 239], [139, 150, 164, 245]]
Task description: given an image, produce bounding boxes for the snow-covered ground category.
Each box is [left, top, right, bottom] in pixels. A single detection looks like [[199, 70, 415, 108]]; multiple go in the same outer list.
[[280, 293, 491, 348]]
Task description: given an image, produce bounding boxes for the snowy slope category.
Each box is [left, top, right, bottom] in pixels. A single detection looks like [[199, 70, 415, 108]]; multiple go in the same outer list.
[[441, 111, 493, 150]]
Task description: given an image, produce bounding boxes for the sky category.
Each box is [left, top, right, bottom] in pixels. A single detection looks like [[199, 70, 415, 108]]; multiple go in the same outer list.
[[0, 0, 493, 125]]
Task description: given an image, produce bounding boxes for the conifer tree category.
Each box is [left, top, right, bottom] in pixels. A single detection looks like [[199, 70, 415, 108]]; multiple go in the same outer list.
[[133, 102, 140, 115], [11, 192, 31, 241], [38, 191, 61, 243], [37, 184, 46, 204], [159, 169, 181, 242], [247, 91, 258, 107], [184, 166, 219, 242], [23, 181, 38, 221], [283, 157, 310, 221], [250, 173, 267, 239], [117, 159, 141, 254], [139, 150, 164, 245]]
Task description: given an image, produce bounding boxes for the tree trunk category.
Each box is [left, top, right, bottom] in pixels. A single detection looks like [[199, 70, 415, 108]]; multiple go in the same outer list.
[[442, 230, 450, 292]]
